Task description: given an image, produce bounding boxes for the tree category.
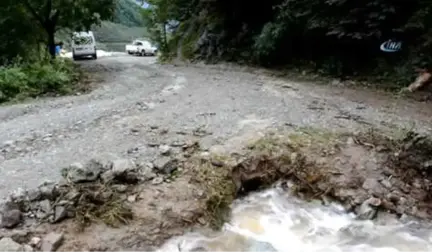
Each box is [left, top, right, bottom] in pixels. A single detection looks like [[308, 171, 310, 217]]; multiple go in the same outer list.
[[9, 0, 117, 58]]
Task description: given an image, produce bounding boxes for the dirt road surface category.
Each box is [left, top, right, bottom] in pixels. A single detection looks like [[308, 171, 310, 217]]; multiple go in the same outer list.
[[0, 53, 431, 199]]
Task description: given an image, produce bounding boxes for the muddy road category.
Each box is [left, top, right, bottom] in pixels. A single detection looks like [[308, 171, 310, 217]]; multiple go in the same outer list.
[[0, 53, 431, 199]]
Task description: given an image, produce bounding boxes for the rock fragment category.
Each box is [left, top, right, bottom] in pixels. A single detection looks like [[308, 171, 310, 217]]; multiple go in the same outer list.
[[0, 203, 22, 228], [153, 157, 178, 174], [0, 237, 24, 251], [40, 232, 63, 252], [357, 197, 381, 220]]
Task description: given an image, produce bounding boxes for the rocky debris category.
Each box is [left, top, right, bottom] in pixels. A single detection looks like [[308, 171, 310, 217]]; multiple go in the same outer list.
[[153, 157, 178, 174], [1, 202, 23, 229], [101, 158, 139, 184], [159, 145, 171, 156], [52, 206, 67, 223], [40, 232, 63, 252], [29, 237, 41, 249], [0, 237, 24, 251], [356, 197, 381, 220], [63, 160, 104, 183]]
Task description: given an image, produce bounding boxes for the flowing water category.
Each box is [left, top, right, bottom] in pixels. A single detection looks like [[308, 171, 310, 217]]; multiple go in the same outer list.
[[157, 185, 432, 252]]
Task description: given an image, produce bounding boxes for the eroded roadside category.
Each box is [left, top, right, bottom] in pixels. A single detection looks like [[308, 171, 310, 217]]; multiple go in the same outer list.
[[0, 55, 432, 250], [1, 125, 432, 251]]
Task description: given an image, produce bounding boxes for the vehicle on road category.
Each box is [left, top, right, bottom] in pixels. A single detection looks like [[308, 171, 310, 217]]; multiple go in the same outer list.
[[72, 31, 97, 60], [125, 39, 157, 56]]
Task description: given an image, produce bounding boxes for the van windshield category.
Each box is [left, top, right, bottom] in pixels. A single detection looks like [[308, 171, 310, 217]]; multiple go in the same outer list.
[[73, 36, 93, 45]]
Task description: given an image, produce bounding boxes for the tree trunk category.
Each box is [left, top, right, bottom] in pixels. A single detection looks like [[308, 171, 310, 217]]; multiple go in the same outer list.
[[47, 26, 56, 59], [162, 22, 168, 51]]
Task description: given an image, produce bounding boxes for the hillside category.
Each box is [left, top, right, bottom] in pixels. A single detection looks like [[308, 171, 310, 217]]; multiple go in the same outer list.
[[59, 0, 147, 51], [93, 0, 148, 50]]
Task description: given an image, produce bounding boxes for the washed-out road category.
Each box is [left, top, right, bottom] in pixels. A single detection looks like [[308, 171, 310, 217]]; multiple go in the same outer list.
[[0, 53, 431, 199]]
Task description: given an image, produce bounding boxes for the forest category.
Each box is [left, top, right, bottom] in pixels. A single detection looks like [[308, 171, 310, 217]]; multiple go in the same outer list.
[[143, 0, 432, 90], [0, 0, 145, 103]]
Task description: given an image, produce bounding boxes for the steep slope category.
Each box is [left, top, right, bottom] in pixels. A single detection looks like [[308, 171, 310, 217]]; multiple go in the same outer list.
[[92, 0, 148, 50]]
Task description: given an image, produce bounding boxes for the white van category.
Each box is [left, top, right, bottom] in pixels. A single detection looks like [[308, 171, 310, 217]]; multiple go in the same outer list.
[[71, 31, 97, 60]]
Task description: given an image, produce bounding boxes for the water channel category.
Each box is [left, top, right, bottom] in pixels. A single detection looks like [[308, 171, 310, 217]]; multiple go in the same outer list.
[[158, 184, 432, 252]]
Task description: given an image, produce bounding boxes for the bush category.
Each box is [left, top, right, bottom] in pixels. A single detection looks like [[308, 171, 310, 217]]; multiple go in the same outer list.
[[0, 58, 80, 103]]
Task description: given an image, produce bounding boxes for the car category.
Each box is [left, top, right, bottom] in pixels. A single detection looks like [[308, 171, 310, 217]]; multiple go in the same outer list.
[[125, 39, 157, 56], [71, 31, 97, 60]]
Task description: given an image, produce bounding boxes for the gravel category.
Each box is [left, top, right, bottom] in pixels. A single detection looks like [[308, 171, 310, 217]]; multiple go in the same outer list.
[[0, 53, 431, 199]]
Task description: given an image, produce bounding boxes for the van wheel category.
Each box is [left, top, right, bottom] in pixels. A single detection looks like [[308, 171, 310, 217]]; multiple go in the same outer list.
[[92, 53, 97, 60], [141, 50, 146, 56], [72, 54, 78, 61], [127, 51, 132, 55]]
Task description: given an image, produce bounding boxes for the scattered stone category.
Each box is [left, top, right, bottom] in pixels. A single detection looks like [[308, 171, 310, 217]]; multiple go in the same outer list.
[[1, 208, 22, 228], [26, 189, 42, 202], [38, 200, 51, 213], [130, 128, 140, 133], [52, 206, 67, 223], [153, 157, 178, 174], [9, 229, 30, 243], [64, 190, 80, 201], [112, 184, 128, 193], [29, 237, 41, 248], [2, 140, 14, 147], [423, 160, 432, 169], [0, 237, 23, 251], [210, 160, 224, 167], [111, 159, 136, 175], [362, 178, 386, 195], [65, 160, 102, 183], [159, 128, 169, 135], [23, 244, 33, 252], [38, 183, 58, 200], [10, 188, 26, 202], [137, 163, 156, 181], [357, 197, 381, 220], [147, 141, 160, 147], [151, 177, 164, 185], [127, 195, 137, 203], [41, 232, 64, 252], [159, 145, 171, 156]]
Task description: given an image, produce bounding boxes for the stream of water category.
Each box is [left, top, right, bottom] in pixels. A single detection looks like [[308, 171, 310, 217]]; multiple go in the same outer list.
[[157, 185, 432, 252]]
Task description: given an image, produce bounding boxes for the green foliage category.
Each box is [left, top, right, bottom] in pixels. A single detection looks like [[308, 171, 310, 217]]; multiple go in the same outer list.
[[93, 21, 148, 43], [0, 58, 80, 103], [143, 0, 432, 87], [0, 0, 117, 58], [113, 0, 145, 27]]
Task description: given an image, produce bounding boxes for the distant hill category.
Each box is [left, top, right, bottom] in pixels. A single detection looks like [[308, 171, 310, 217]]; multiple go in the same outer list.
[[94, 0, 148, 50], [113, 0, 145, 27], [58, 0, 148, 51]]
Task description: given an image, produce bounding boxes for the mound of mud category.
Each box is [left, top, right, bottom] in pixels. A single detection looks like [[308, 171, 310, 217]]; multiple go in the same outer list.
[[186, 128, 432, 229]]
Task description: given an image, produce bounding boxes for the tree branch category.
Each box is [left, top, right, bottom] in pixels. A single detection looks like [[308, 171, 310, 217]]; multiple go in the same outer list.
[[22, 0, 45, 27], [45, 0, 52, 20]]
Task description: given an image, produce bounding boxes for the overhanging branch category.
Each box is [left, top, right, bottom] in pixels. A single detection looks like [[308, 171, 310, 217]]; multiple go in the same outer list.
[[22, 0, 46, 27]]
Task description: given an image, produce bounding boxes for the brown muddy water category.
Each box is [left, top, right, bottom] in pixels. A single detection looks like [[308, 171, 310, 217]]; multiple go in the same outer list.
[[158, 185, 432, 252]]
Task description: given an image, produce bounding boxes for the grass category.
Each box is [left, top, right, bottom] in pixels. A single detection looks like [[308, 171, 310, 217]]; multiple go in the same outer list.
[[188, 157, 236, 229], [57, 181, 133, 231], [0, 57, 86, 104]]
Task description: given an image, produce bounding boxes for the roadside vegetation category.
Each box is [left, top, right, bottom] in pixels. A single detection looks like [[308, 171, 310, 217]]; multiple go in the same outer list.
[[0, 0, 146, 103], [143, 0, 432, 91]]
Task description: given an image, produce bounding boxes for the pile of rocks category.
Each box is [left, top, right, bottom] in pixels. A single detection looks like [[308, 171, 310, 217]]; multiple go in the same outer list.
[[0, 153, 184, 251], [0, 232, 64, 252]]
